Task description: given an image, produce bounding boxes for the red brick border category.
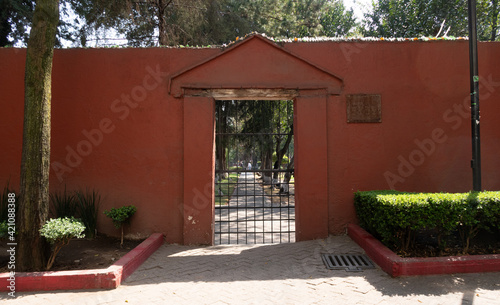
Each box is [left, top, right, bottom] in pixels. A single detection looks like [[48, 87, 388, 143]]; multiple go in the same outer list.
[[0, 233, 163, 292], [348, 224, 500, 277]]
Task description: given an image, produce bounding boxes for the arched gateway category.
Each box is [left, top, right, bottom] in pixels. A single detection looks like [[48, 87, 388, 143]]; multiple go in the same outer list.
[[169, 34, 343, 245]]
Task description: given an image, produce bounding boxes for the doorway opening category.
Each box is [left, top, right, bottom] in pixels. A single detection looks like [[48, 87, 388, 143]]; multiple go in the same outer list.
[[214, 100, 295, 245]]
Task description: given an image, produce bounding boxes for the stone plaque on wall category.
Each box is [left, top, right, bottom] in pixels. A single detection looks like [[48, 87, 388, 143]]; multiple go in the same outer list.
[[346, 94, 382, 123]]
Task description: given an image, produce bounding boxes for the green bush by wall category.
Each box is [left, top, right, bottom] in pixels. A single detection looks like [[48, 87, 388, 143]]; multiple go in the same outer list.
[[354, 191, 500, 253]]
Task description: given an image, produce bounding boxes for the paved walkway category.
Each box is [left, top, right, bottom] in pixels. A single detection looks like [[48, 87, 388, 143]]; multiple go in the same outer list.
[[215, 172, 295, 245], [4, 236, 500, 304]]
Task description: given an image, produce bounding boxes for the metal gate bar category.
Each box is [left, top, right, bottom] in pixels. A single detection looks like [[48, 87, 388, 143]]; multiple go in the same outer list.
[[214, 100, 295, 245]]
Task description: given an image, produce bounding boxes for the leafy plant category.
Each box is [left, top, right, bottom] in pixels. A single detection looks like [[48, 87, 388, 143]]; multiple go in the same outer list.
[[104, 205, 137, 247], [0, 221, 8, 239], [75, 189, 101, 239], [50, 186, 77, 218], [354, 190, 500, 254], [40, 217, 85, 270]]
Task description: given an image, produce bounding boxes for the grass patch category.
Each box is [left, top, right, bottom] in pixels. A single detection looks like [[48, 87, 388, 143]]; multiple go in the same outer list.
[[215, 171, 240, 206]]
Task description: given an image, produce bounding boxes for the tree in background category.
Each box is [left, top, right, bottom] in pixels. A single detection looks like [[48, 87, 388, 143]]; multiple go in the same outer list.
[[0, 0, 86, 47], [320, 0, 357, 37], [3, 0, 499, 45], [1, 0, 357, 47], [481, 0, 499, 40], [236, 101, 293, 183], [70, 0, 254, 47], [230, 0, 356, 38], [17, 0, 59, 271], [363, 0, 500, 41], [0, 0, 34, 47]]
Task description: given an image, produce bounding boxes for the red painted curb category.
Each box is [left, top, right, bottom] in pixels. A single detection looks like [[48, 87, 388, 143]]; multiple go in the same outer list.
[[348, 224, 500, 277], [0, 233, 163, 292]]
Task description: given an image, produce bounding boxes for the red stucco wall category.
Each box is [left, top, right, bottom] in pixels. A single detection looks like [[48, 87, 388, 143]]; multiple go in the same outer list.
[[1, 38, 499, 242], [285, 41, 500, 233]]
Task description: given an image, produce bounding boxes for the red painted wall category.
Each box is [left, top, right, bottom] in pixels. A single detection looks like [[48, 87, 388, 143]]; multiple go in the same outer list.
[[1, 39, 499, 241], [285, 41, 500, 233]]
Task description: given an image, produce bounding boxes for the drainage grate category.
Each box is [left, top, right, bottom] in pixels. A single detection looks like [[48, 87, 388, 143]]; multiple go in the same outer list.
[[321, 254, 375, 272]]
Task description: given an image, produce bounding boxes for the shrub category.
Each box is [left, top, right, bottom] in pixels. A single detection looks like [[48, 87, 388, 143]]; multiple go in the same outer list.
[[50, 186, 77, 218], [40, 217, 86, 270], [354, 190, 500, 253], [75, 189, 101, 239], [104, 205, 137, 247], [0, 221, 8, 239]]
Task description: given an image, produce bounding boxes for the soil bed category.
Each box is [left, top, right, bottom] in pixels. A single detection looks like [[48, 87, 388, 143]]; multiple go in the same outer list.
[[0, 235, 142, 272]]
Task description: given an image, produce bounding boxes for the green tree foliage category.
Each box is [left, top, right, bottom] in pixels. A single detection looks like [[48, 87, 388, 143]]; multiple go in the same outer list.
[[363, 0, 500, 41], [0, 0, 84, 47], [70, 0, 208, 46], [480, 0, 500, 40], [104, 205, 137, 247], [221, 0, 356, 39], [104, 205, 137, 229], [244, 0, 328, 37], [3, 0, 357, 47], [0, 0, 34, 47], [237, 100, 294, 181], [320, 0, 357, 37]]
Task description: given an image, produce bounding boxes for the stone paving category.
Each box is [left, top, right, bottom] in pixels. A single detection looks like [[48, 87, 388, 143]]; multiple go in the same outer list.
[[215, 172, 295, 245], [3, 235, 500, 304]]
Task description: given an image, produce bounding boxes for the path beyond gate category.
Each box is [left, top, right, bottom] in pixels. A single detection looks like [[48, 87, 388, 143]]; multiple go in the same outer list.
[[215, 172, 295, 244], [214, 100, 295, 244]]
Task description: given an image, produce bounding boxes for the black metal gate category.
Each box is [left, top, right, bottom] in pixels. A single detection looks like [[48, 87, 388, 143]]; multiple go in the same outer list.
[[215, 100, 295, 245]]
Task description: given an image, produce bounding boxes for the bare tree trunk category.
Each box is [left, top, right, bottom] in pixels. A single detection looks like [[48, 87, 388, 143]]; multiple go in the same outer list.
[[281, 156, 294, 194], [261, 142, 273, 183], [157, 0, 173, 45], [17, 0, 59, 272], [272, 124, 293, 180]]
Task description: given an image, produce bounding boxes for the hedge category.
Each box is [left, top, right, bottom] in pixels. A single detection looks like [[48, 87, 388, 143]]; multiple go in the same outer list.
[[354, 191, 500, 252]]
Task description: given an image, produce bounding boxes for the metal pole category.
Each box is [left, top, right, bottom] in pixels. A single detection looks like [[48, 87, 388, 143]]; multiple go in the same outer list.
[[468, 0, 481, 191]]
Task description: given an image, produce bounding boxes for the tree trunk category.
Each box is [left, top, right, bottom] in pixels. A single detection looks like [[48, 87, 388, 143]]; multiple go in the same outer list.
[[272, 124, 293, 180], [157, 0, 172, 45], [491, 0, 499, 41], [281, 156, 294, 194], [261, 142, 273, 183], [17, 0, 59, 272]]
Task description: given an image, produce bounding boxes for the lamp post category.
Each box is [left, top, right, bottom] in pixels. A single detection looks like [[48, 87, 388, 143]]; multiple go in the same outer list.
[[468, 0, 481, 191]]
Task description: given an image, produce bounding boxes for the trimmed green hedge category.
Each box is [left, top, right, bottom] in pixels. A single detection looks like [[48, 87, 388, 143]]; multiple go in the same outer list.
[[354, 191, 500, 252]]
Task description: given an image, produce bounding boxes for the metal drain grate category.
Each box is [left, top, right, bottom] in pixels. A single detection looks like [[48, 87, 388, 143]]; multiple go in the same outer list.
[[321, 254, 375, 272]]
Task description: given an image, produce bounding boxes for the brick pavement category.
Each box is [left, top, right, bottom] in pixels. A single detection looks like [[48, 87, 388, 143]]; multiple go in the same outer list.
[[2, 236, 500, 304]]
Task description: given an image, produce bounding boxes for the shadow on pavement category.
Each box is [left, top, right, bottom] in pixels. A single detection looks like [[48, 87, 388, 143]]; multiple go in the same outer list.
[[121, 236, 500, 299]]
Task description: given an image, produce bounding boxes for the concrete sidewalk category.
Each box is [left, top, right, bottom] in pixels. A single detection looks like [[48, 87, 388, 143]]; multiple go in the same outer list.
[[3, 235, 500, 304]]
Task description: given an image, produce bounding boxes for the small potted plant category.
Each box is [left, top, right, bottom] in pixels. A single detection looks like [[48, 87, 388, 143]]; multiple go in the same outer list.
[[104, 205, 137, 247]]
